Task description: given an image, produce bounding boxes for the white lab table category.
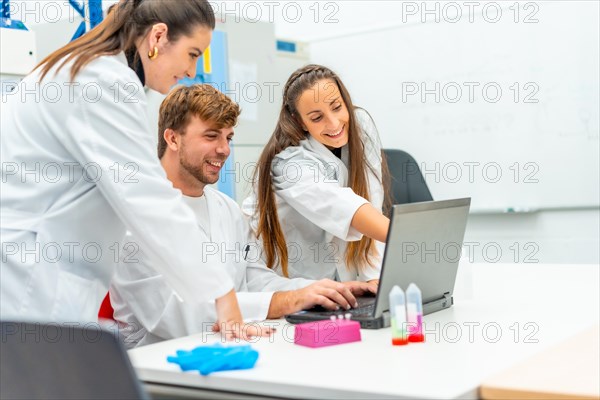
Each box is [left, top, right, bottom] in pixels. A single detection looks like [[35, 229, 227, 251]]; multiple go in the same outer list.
[[128, 263, 600, 399]]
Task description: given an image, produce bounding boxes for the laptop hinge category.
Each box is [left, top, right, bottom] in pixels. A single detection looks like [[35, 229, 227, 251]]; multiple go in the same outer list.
[[423, 292, 453, 315]]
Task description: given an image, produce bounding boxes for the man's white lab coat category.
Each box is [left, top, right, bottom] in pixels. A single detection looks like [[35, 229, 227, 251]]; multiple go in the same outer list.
[[110, 187, 313, 347]]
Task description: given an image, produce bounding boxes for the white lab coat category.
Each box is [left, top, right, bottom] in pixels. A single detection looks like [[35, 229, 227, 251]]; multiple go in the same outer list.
[[242, 108, 386, 282], [0, 52, 233, 323], [110, 186, 313, 348]]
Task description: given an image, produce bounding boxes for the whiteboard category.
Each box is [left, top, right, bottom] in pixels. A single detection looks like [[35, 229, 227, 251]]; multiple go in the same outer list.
[[309, 1, 599, 212]]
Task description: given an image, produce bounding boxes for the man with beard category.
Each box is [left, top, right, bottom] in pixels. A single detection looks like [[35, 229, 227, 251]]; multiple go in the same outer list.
[[110, 84, 376, 348]]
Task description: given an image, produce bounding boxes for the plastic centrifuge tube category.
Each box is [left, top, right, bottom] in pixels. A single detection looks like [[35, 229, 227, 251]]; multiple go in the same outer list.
[[389, 285, 408, 345], [406, 283, 425, 342]]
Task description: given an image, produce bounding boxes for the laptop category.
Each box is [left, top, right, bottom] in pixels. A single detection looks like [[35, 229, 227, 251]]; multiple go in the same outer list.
[[285, 198, 471, 329], [0, 321, 149, 400]]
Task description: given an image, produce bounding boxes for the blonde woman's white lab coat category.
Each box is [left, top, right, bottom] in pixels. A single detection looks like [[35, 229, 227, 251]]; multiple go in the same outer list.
[[242, 108, 386, 282], [110, 186, 313, 348], [0, 53, 233, 323]]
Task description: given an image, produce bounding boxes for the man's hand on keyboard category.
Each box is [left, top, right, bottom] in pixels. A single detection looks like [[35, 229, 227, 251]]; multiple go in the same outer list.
[[268, 279, 358, 318], [343, 280, 378, 297]]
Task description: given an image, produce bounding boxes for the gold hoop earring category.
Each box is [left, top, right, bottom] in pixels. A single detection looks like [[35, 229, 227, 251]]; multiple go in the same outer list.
[[148, 47, 158, 60]]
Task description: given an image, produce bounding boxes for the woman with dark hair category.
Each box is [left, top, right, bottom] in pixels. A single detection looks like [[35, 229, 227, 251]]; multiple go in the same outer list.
[[1, 0, 270, 339], [243, 64, 391, 284]]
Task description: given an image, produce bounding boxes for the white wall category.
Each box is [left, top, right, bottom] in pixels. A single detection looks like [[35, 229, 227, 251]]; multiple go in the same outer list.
[[464, 210, 599, 264], [271, 0, 600, 264]]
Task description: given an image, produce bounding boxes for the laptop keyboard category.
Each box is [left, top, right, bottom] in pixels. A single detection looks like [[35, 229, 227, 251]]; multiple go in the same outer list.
[[348, 303, 375, 317], [307, 298, 375, 318]]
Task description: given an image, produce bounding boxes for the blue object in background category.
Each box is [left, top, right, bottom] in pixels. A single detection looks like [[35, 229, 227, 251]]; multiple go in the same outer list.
[[1, 0, 28, 30], [1, 0, 102, 33], [167, 344, 259, 376], [179, 30, 236, 200], [87, 0, 103, 29], [0, 17, 27, 30], [2, 0, 10, 18], [276, 40, 297, 54], [69, 0, 103, 41], [70, 20, 86, 41]]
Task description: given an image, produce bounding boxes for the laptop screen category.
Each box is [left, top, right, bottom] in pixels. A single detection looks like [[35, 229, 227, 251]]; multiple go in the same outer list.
[[374, 198, 471, 317]]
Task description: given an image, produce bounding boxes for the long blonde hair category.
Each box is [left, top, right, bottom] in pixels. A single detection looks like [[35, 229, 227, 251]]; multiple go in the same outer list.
[[252, 64, 391, 277], [35, 0, 215, 82]]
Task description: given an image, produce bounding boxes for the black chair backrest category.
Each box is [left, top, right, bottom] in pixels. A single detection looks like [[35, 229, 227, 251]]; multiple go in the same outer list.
[[383, 149, 433, 206], [0, 321, 148, 400]]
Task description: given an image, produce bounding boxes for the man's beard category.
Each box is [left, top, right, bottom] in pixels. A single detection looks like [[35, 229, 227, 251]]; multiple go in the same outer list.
[[179, 144, 219, 186]]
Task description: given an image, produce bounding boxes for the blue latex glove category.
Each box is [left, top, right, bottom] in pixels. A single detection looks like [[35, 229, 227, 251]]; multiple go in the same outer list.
[[167, 343, 259, 375]]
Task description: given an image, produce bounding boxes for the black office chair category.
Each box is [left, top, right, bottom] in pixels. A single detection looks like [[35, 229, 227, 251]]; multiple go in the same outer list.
[[383, 149, 433, 207], [0, 321, 148, 400]]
